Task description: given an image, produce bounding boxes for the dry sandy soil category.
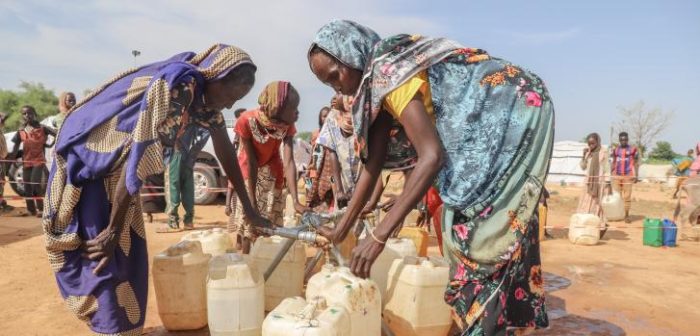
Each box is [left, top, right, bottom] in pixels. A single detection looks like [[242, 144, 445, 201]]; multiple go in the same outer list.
[[0, 182, 698, 335]]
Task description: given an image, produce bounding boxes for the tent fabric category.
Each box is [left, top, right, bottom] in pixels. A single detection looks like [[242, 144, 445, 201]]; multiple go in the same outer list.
[[547, 141, 587, 185]]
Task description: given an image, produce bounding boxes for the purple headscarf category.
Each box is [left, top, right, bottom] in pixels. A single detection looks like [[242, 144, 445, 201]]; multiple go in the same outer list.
[[54, 44, 253, 195]]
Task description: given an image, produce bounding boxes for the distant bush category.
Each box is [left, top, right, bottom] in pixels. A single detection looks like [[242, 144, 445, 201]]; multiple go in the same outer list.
[[648, 141, 677, 161]]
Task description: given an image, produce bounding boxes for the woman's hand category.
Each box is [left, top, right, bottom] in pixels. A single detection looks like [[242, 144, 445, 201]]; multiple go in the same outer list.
[[249, 214, 272, 236], [350, 237, 386, 278], [360, 204, 375, 216], [83, 228, 119, 275], [224, 205, 232, 217], [316, 225, 339, 245], [86, 164, 131, 275]]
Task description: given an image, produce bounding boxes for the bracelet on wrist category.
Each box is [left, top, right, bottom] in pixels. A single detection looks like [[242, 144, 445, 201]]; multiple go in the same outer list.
[[368, 230, 386, 245]]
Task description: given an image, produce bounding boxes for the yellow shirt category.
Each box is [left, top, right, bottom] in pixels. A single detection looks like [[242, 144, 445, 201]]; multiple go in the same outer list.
[[382, 70, 435, 122]]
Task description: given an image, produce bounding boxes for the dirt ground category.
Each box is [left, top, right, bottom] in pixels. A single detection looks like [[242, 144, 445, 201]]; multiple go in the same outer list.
[[0, 182, 698, 335]]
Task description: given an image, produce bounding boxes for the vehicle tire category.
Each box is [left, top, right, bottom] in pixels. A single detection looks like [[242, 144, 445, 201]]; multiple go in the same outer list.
[[141, 173, 166, 214], [7, 161, 49, 197], [8, 162, 26, 197], [193, 163, 219, 205]]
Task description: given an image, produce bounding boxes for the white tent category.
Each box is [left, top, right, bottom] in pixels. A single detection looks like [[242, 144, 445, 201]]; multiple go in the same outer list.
[[547, 141, 588, 185]]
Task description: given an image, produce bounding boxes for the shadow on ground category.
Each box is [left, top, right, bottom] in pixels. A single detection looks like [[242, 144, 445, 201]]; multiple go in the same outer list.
[[144, 327, 209, 336], [547, 228, 630, 242], [600, 229, 630, 241], [0, 208, 44, 246]]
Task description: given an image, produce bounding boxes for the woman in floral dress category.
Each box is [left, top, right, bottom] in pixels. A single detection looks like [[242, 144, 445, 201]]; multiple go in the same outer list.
[[309, 20, 553, 335]]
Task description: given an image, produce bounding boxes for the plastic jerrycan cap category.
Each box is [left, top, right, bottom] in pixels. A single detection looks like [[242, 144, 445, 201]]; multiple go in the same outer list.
[[419, 257, 435, 268]]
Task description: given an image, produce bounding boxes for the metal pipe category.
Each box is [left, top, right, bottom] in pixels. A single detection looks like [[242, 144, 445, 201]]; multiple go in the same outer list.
[[259, 226, 329, 245], [263, 236, 295, 282]]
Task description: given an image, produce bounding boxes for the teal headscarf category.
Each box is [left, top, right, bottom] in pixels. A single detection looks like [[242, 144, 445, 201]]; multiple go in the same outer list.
[[310, 19, 380, 71]]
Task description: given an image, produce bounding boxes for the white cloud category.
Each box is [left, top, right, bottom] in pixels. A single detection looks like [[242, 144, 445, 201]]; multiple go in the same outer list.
[[0, 0, 443, 130]]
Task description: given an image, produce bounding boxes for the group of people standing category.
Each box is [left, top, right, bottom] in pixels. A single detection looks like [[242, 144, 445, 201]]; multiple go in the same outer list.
[[577, 131, 639, 238], [38, 20, 556, 336], [578, 131, 700, 237]]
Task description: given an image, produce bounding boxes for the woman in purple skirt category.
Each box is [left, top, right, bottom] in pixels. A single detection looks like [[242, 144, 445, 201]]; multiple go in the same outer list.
[[43, 44, 269, 335]]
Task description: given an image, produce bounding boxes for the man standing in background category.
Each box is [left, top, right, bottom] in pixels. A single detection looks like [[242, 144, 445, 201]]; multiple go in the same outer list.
[[159, 123, 210, 231], [611, 132, 639, 223]]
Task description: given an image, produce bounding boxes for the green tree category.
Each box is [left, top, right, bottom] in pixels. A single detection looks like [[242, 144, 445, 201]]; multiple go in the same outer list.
[[648, 141, 677, 161], [0, 81, 59, 131], [296, 131, 312, 142]]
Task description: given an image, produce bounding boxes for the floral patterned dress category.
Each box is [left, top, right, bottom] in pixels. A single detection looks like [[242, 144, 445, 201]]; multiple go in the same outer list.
[[310, 20, 554, 336]]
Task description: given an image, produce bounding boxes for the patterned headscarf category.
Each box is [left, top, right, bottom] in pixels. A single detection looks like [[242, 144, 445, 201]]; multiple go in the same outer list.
[[45, 44, 254, 262], [55, 43, 253, 193], [258, 80, 291, 120], [310, 20, 465, 169], [309, 20, 380, 71], [254, 81, 293, 140]]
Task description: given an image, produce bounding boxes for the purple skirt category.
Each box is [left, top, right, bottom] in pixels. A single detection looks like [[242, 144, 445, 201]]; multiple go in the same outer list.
[[54, 178, 148, 334]]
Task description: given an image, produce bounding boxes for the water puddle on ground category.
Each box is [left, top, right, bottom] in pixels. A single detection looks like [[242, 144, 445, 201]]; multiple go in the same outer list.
[[543, 272, 572, 292]]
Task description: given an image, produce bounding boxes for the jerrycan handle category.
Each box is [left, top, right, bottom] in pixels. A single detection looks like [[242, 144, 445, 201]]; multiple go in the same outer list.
[[297, 297, 326, 321]]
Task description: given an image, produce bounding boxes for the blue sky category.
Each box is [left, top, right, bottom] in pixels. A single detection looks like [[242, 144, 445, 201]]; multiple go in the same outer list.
[[1, 0, 698, 151]]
